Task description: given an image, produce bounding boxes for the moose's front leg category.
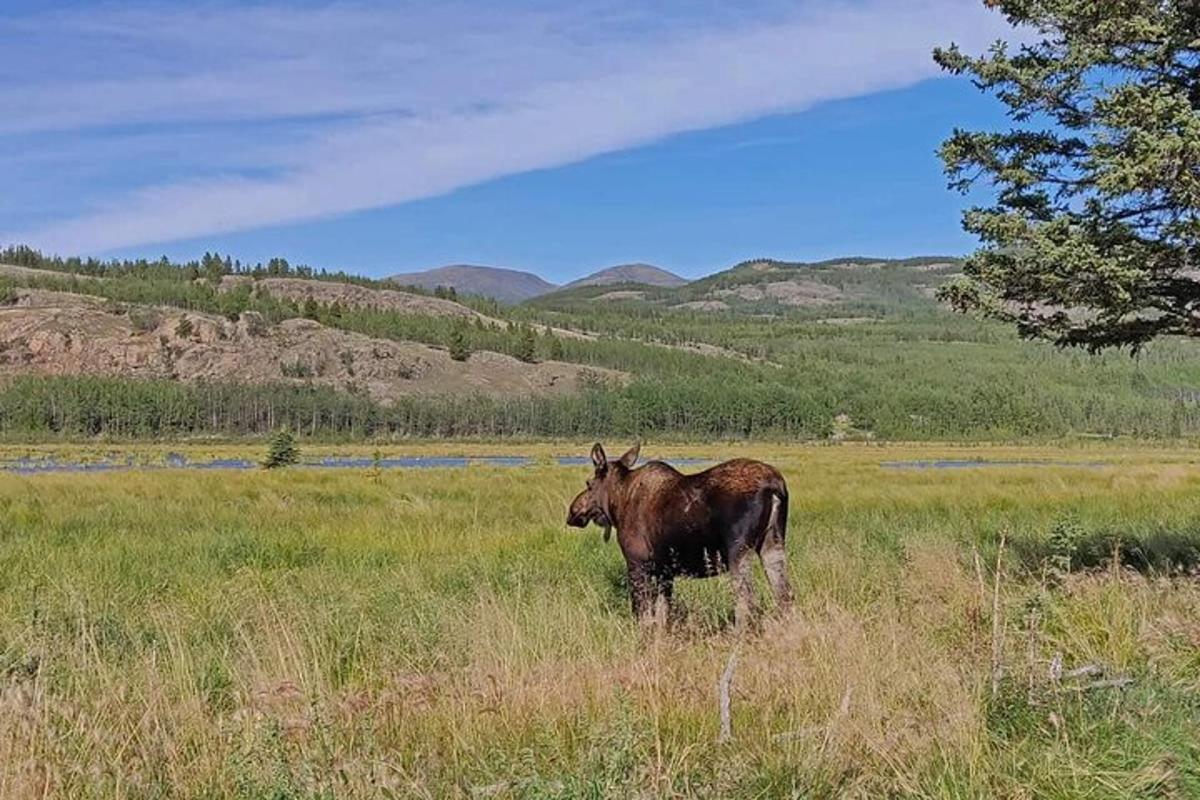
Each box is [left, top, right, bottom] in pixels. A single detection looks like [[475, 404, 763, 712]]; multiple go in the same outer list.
[[648, 572, 674, 628]]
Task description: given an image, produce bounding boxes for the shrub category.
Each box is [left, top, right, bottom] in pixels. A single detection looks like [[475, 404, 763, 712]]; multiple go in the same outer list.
[[128, 307, 161, 333], [449, 325, 471, 362], [174, 316, 194, 339], [281, 361, 314, 379], [302, 296, 320, 320], [1047, 517, 1084, 577], [241, 312, 268, 337]]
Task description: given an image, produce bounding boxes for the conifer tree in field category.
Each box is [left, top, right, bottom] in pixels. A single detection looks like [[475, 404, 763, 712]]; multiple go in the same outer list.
[[515, 324, 538, 363], [201, 251, 226, 284], [936, 1, 1200, 352], [547, 332, 565, 360], [262, 429, 299, 469]]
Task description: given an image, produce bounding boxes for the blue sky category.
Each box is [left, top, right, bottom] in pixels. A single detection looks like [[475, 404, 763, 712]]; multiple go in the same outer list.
[[1, 1, 1019, 283]]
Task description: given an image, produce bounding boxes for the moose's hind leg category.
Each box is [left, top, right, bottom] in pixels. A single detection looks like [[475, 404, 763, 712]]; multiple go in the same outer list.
[[760, 533, 794, 611]]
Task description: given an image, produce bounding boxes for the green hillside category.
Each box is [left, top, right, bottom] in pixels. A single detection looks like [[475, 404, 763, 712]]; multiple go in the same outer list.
[[3, 246, 1200, 441]]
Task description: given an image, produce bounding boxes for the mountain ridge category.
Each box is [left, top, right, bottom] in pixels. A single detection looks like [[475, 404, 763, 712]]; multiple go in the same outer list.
[[563, 263, 687, 290], [386, 256, 960, 304], [389, 264, 557, 303]]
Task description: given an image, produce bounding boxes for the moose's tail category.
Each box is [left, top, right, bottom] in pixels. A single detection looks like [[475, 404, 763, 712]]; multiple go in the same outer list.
[[765, 483, 788, 545]]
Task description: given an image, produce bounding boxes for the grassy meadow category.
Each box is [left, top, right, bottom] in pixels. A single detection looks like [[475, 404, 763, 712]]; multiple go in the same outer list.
[[2, 442, 1200, 798]]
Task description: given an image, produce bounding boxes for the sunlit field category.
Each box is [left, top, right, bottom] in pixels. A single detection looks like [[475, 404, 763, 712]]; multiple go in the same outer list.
[[2, 442, 1200, 798]]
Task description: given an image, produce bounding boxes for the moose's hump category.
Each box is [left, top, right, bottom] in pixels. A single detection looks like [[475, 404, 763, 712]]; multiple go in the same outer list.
[[629, 460, 684, 492]]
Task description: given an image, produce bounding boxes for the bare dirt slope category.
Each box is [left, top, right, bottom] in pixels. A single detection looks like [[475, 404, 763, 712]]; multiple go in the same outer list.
[[673, 299, 729, 312], [594, 290, 647, 301], [712, 280, 845, 307], [0, 289, 622, 402]]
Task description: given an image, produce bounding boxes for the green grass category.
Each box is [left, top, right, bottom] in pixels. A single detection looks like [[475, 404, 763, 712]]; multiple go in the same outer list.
[[2, 442, 1200, 797]]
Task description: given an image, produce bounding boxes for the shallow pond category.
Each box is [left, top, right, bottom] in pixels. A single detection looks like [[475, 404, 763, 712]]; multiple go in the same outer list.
[[0, 454, 716, 475], [880, 459, 1107, 470], [0, 454, 1114, 475]]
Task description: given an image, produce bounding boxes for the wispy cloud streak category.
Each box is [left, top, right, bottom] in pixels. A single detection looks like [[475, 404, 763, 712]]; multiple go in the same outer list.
[[1, 1, 1016, 253]]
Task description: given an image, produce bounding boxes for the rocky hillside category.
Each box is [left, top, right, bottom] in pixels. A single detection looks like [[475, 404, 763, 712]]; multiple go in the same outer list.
[[0, 288, 621, 403], [0, 253, 964, 419], [389, 264, 557, 303], [672, 257, 962, 314]]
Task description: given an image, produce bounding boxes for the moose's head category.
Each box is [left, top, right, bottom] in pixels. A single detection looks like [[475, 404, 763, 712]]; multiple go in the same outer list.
[[566, 442, 640, 541]]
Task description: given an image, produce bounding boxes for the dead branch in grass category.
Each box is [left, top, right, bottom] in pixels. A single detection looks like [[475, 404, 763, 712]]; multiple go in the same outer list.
[[717, 649, 737, 743], [991, 529, 1007, 699]]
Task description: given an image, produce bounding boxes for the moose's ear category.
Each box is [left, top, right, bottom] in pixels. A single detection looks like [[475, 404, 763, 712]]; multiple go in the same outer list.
[[590, 443, 608, 470], [617, 441, 640, 469]]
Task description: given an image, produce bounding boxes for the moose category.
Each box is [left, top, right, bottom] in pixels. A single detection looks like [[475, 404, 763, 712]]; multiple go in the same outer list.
[[566, 442, 793, 628]]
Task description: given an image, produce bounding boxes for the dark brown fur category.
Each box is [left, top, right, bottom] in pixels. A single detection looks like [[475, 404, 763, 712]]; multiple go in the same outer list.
[[567, 443, 793, 627]]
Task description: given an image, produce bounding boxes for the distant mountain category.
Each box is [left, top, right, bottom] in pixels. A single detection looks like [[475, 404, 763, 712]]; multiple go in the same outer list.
[[564, 263, 687, 290], [389, 264, 558, 303]]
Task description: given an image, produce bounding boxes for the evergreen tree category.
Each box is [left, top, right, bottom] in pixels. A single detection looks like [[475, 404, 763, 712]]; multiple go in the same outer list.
[[262, 429, 299, 469], [935, 1, 1200, 352], [515, 324, 538, 363], [202, 252, 225, 284], [546, 332, 565, 360]]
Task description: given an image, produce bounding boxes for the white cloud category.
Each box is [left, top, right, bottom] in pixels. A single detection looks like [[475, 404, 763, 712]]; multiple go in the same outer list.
[[2, 0, 1017, 254]]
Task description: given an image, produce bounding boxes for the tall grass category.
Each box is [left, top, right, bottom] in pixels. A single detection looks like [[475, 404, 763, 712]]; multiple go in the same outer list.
[[1, 444, 1199, 797]]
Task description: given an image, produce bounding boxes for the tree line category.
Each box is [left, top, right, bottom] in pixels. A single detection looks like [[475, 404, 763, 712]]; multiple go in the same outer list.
[[3, 370, 1200, 441]]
